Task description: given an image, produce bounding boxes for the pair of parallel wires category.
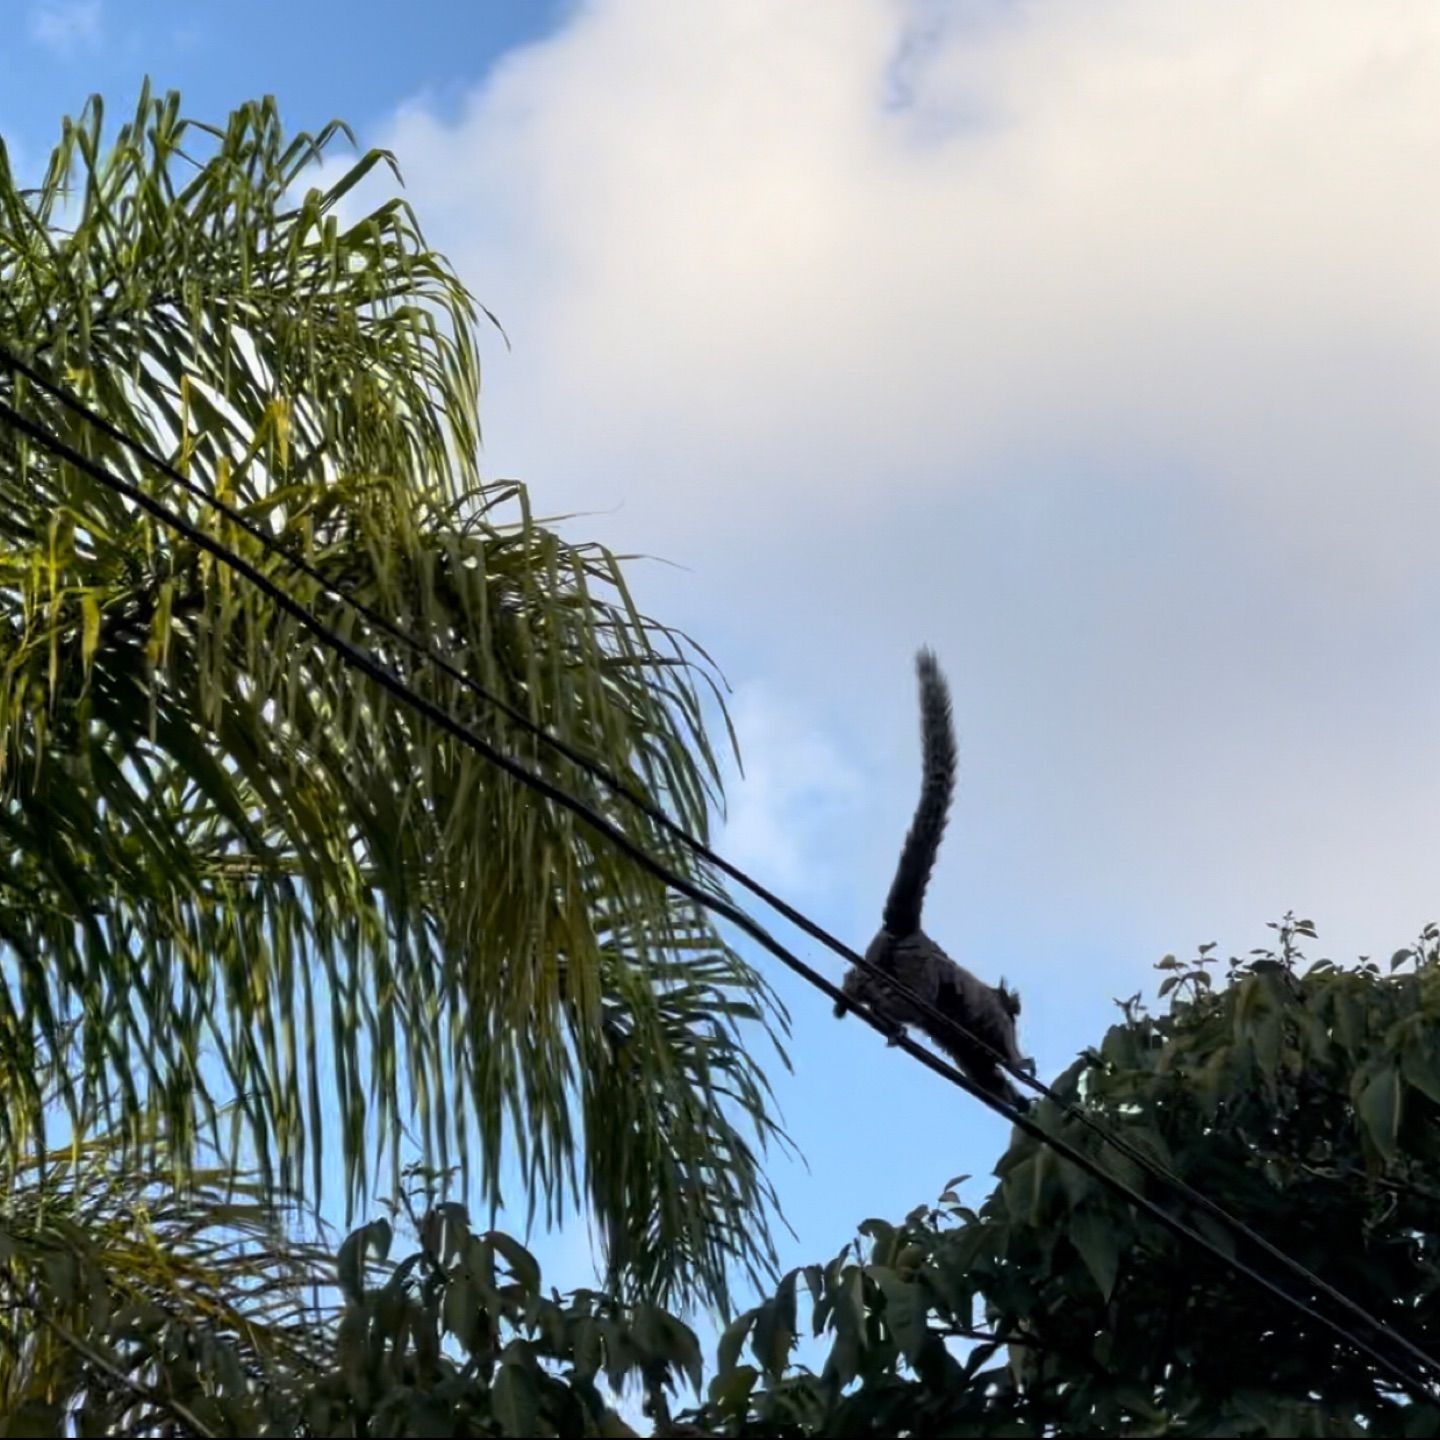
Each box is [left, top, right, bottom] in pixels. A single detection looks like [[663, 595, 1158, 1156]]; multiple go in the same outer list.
[[1, 340, 1437, 1406]]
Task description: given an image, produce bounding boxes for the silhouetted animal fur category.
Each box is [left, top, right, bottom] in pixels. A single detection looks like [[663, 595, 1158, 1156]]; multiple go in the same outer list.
[[835, 649, 1026, 1107]]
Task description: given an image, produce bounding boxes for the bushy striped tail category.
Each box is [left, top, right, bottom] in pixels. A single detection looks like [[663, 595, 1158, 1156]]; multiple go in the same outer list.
[[881, 649, 957, 937]]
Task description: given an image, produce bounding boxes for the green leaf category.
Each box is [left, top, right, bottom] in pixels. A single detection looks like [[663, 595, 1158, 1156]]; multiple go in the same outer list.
[[336, 1219, 392, 1305], [1401, 1040, 1440, 1105], [716, 1311, 755, 1378], [1332, 987, 1365, 1052], [336, 1229, 364, 1307], [489, 1230, 542, 1295], [870, 1266, 931, 1364], [1357, 1066, 1402, 1159], [369, 1217, 394, 1264], [705, 1364, 759, 1417], [443, 1276, 486, 1356], [750, 1283, 796, 1379], [1030, 1145, 1057, 1225], [859, 1218, 897, 1263], [80, 590, 100, 669], [493, 1361, 540, 1437], [1068, 1208, 1121, 1301], [572, 1317, 602, 1382], [1251, 1009, 1282, 1075]]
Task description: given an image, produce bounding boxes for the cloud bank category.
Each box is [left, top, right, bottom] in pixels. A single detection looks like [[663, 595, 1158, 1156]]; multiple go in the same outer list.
[[351, 0, 1440, 1224], [380, 0, 1439, 559]]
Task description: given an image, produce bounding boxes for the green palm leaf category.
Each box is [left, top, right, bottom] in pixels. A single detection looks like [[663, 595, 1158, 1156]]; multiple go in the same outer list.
[[0, 1124, 333, 1436]]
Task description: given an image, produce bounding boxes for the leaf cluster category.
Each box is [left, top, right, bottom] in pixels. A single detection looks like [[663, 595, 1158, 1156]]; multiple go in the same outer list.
[[0, 1127, 332, 1438], [14, 922, 1440, 1436], [0, 1150, 707, 1438], [301, 1186, 705, 1438], [679, 919, 1440, 1436]]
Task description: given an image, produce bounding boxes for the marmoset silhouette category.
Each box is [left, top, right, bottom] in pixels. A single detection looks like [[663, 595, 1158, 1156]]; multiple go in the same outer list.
[[835, 649, 1027, 1107]]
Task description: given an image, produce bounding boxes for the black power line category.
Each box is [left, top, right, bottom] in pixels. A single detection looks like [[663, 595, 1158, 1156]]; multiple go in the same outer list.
[[8, 346, 1440, 1393], [2, 370, 1437, 1404], [0, 350, 1048, 1095], [0, 348, 1404, 1340]]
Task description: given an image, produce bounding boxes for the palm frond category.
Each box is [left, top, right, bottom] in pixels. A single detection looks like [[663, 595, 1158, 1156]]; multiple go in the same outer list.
[[0, 1125, 333, 1436], [0, 83, 788, 1309]]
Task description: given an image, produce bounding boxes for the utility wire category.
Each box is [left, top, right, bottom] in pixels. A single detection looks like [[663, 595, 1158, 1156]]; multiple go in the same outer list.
[[0, 349, 1395, 1300], [5, 352, 1438, 1395], [0, 351, 1054, 1083], [6, 347, 1438, 1391], [2, 367, 1437, 1402]]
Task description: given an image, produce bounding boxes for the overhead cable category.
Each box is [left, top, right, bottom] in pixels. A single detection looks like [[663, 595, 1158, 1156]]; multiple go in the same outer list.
[[1, 362, 1436, 1402]]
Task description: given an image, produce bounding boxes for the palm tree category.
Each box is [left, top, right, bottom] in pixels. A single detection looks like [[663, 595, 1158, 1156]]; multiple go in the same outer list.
[[0, 83, 788, 1312]]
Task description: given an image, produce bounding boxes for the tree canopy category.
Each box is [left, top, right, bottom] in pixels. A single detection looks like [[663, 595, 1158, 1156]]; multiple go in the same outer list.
[[686, 919, 1440, 1436], [13, 920, 1439, 1436], [8, 86, 1440, 1440]]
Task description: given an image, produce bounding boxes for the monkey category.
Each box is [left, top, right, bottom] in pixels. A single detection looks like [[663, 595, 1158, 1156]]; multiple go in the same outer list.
[[834, 648, 1028, 1108]]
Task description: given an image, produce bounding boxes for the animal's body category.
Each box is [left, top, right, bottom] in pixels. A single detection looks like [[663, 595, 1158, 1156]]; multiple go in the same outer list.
[[835, 649, 1026, 1107]]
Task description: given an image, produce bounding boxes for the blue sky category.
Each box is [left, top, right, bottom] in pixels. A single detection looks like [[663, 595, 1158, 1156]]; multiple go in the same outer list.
[[1, 1, 572, 159], [10, 0, 1440, 1399]]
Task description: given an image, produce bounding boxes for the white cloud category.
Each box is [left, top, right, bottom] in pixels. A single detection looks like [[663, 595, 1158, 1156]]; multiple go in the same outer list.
[[348, 0, 1440, 1078], [374, 0, 1440, 570], [716, 684, 865, 899], [28, 0, 102, 56]]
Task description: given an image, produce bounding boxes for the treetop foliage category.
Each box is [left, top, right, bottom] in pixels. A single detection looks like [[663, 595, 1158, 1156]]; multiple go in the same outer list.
[[0, 83, 788, 1313], [18, 920, 1432, 1436], [687, 917, 1440, 1436]]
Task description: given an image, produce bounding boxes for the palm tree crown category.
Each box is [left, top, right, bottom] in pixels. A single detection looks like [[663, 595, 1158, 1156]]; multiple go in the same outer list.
[[0, 84, 788, 1310]]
